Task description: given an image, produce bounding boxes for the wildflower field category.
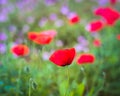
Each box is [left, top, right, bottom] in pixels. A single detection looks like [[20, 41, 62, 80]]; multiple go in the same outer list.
[[0, 0, 120, 96]]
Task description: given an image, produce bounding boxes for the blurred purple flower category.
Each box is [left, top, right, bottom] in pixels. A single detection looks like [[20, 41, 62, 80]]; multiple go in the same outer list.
[[15, 38, 23, 44], [60, 5, 69, 15], [16, 0, 37, 14], [0, 0, 8, 5], [26, 16, 35, 24], [0, 8, 9, 22], [74, 44, 89, 52], [0, 13, 8, 22], [0, 32, 7, 41], [91, 32, 100, 38], [97, 0, 108, 6], [74, 36, 89, 52], [55, 40, 63, 47], [38, 17, 48, 27], [42, 52, 49, 60], [77, 36, 89, 46], [14, 32, 24, 44], [44, 0, 58, 6], [0, 43, 6, 54], [22, 25, 30, 33], [49, 13, 57, 21], [42, 52, 51, 61], [42, 50, 54, 61], [54, 19, 64, 27], [8, 25, 17, 33], [67, 12, 77, 19], [5, 4, 15, 14]]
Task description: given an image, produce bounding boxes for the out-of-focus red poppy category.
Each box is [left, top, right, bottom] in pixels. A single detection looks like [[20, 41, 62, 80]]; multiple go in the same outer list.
[[116, 34, 120, 40], [33, 34, 52, 45], [77, 54, 95, 64], [49, 48, 76, 67], [110, 0, 117, 5], [93, 39, 101, 47], [28, 30, 57, 45], [11, 44, 29, 56], [69, 14, 80, 24], [94, 7, 120, 25], [39, 30, 57, 38], [28, 32, 39, 41], [86, 20, 104, 32]]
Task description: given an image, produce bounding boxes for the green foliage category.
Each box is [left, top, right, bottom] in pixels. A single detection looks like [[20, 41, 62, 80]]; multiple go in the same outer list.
[[1, 0, 120, 96]]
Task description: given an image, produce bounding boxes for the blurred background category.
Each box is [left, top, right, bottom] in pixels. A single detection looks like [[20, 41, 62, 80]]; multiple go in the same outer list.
[[0, 0, 120, 96]]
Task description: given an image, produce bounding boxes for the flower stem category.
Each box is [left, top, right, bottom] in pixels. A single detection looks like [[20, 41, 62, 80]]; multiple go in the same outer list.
[[64, 66, 70, 96], [29, 78, 32, 96], [16, 61, 22, 96], [81, 66, 89, 94]]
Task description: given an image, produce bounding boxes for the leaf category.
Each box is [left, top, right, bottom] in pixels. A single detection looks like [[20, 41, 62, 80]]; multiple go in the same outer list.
[[87, 87, 94, 96], [59, 80, 68, 96], [77, 82, 85, 96]]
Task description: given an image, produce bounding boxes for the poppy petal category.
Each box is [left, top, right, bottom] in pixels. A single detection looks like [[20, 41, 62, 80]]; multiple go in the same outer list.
[[110, 0, 117, 5], [116, 34, 120, 40], [93, 39, 101, 47], [49, 50, 69, 66], [33, 34, 52, 45], [11, 44, 29, 56], [94, 7, 120, 25], [67, 48, 76, 64], [49, 48, 75, 66], [77, 54, 95, 64], [86, 20, 104, 32], [40, 30, 57, 38], [28, 30, 57, 45], [68, 14, 80, 24], [28, 32, 39, 41]]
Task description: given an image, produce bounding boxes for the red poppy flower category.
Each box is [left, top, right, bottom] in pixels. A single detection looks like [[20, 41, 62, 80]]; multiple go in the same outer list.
[[28, 30, 57, 45], [93, 39, 101, 47], [116, 34, 120, 40], [11, 44, 29, 56], [110, 0, 117, 5], [33, 34, 52, 45], [69, 14, 80, 24], [28, 32, 39, 41], [86, 20, 104, 32], [49, 48, 76, 67], [94, 7, 120, 25], [39, 30, 57, 38], [77, 54, 95, 64]]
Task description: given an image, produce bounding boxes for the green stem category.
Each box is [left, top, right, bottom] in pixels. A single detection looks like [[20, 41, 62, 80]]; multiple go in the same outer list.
[[64, 66, 70, 96], [29, 78, 32, 96], [81, 66, 89, 94], [16, 61, 22, 96]]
